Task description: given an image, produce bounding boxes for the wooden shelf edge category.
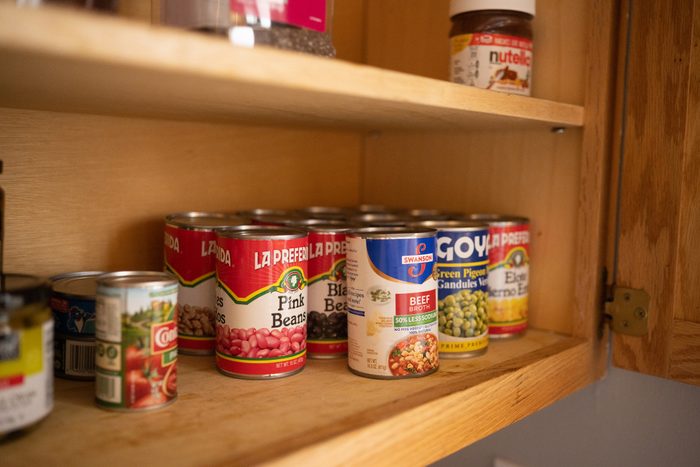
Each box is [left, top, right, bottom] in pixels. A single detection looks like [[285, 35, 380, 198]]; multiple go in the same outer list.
[[0, 4, 584, 130], [269, 338, 598, 467]]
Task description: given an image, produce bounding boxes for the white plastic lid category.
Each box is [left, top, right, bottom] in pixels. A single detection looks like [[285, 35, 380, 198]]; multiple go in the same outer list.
[[450, 0, 536, 17]]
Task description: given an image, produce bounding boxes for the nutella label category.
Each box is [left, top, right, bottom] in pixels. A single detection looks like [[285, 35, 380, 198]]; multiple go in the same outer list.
[[450, 33, 532, 96]]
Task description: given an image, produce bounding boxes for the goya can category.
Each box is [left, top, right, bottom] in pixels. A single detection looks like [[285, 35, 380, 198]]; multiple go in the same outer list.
[[215, 226, 308, 379], [291, 220, 351, 359], [164, 212, 248, 355], [0, 274, 52, 438], [346, 227, 439, 379], [50, 272, 103, 380], [95, 272, 178, 412], [470, 214, 530, 337], [414, 221, 489, 357]]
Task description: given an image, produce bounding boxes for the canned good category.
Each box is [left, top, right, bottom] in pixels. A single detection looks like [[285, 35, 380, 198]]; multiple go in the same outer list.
[[350, 213, 410, 227], [469, 214, 530, 338], [95, 272, 178, 412], [0, 274, 52, 438], [50, 272, 103, 380], [296, 206, 352, 220], [346, 227, 439, 379], [401, 208, 456, 221], [354, 204, 393, 214], [298, 221, 352, 359], [215, 226, 308, 379], [236, 208, 302, 226], [164, 212, 248, 355], [413, 221, 489, 357]]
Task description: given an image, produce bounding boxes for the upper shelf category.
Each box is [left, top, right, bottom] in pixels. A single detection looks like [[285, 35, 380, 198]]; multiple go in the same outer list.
[[0, 5, 584, 131]]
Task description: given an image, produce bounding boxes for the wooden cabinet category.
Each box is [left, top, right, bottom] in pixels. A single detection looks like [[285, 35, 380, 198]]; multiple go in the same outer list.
[[0, 0, 696, 465]]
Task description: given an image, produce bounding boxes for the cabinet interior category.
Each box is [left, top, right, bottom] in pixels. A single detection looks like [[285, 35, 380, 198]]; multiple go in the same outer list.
[[2, 0, 589, 338]]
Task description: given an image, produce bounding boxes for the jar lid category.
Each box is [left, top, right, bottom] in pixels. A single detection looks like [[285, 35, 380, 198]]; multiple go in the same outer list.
[[0, 274, 50, 312], [450, 0, 536, 17]]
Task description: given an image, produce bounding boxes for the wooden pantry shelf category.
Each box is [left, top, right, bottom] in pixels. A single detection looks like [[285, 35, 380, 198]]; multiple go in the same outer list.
[[0, 5, 584, 131], [2, 329, 599, 467]]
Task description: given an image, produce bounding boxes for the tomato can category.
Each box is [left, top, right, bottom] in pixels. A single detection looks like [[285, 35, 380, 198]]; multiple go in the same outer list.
[[346, 227, 439, 379], [50, 271, 103, 380], [413, 220, 490, 357], [0, 274, 52, 438], [95, 272, 178, 412], [290, 220, 352, 359], [215, 226, 308, 379], [164, 212, 248, 355], [469, 214, 530, 338]]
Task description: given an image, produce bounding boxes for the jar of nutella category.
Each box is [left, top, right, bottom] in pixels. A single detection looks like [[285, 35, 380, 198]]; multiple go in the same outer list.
[[449, 0, 535, 96]]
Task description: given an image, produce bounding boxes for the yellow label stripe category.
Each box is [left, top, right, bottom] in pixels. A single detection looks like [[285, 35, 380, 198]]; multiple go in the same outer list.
[[179, 335, 214, 341], [165, 264, 215, 287], [216, 350, 305, 364], [438, 260, 490, 267], [307, 339, 347, 344]]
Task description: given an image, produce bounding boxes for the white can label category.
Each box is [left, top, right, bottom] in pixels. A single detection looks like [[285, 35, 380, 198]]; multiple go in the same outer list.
[[450, 33, 532, 96], [0, 319, 53, 433], [346, 235, 439, 378]]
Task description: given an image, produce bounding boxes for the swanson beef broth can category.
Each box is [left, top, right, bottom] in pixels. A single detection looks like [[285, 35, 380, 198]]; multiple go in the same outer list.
[[95, 272, 178, 412], [346, 227, 439, 379], [50, 272, 103, 380], [413, 221, 489, 357], [164, 212, 248, 355], [290, 220, 352, 359], [469, 214, 530, 338], [215, 226, 308, 379]]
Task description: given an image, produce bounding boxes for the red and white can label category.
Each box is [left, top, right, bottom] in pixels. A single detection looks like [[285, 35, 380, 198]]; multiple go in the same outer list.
[[487, 223, 530, 335], [164, 225, 218, 354], [215, 235, 308, 377], [450, 33, 533, 96], [307, 231, 347, 357]]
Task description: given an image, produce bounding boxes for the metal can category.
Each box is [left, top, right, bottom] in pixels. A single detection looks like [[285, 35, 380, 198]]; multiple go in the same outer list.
[[346, 227, 439, 379], [95, 272, 178, 412], [236, 208, 302, 226], [50, 271, 103, 380], [469, 214, 530, 338], [0, 274, 52, 438], [164, 212, 248, 355], [293, 220, 352, 359], [350, 213, 410, 227], [296, 206, 352, 221], [401, 208, 456, 221], [413, 220, 489, 357], [215, 226, 308, 379]]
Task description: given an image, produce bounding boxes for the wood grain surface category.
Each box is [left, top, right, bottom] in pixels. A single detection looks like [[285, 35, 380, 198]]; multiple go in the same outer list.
[[0, 330, 596, 467], [0, 4, 583, 131], [611, 0, 699, 383], [669, 320, 700, 386], [0, 109, 361, 276]]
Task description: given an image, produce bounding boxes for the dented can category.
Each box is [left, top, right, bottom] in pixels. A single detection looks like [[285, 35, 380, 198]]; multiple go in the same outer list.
[[164, 212, 248, 355], [469, 214, 530, 338], [346, 227, 439, 379], [215, 226, 309, 379], [50, 271, 103, 380], [95, 272, 178, 412]]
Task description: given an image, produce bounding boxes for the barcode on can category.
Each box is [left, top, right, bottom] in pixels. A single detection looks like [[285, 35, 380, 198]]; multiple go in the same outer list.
[[65, 340, 95, 377], [96, 373, 121, 404]]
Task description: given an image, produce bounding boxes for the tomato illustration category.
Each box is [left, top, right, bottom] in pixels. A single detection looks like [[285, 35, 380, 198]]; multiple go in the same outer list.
[[125, 370, 152, 405], [162, 364, 177, 398], [131, 392, 167, 409], [126, 346, 147, 372]]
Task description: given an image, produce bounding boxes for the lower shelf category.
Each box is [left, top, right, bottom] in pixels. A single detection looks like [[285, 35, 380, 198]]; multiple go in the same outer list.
[[3, 330, 598, 466]]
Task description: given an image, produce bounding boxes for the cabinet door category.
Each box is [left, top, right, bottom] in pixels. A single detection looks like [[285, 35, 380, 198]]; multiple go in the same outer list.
[[610, 0, 700, 385]]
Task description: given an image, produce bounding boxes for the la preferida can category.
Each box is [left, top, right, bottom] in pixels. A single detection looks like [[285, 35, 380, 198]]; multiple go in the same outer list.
[[346, 227, 439, 379], [95, 272, 178, 412], [50, 271, 103, 380], [215, 226, 309, 379], [164, 212, 248, 355], [413, 220, 489, 357], [470, 214, 530, 338], [290, 220, 352, 359]]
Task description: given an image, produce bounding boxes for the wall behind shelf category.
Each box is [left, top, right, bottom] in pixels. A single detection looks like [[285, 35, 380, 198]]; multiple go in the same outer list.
[[0, 108, 362, 276]]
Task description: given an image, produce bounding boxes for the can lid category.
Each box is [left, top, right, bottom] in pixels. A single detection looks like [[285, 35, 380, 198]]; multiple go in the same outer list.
[[285, 218, 354, 232], [216, 225, 307, 240], [354, 204, 393, 214], [97, 271, 177, 288], [0, 274, 50, 312], [165, 212, 248, 229], [467, 213, 530, 226], [450, 0, 536, 17], [410, 220, 488, 230], [236, 208, 297, 218], [296, 206, 352, 219], [51, 272, 104, 298], [347, 226, 436, 239]]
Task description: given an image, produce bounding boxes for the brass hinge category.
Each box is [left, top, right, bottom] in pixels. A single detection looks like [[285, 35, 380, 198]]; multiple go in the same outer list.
[[604, 286, 650, 336]]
